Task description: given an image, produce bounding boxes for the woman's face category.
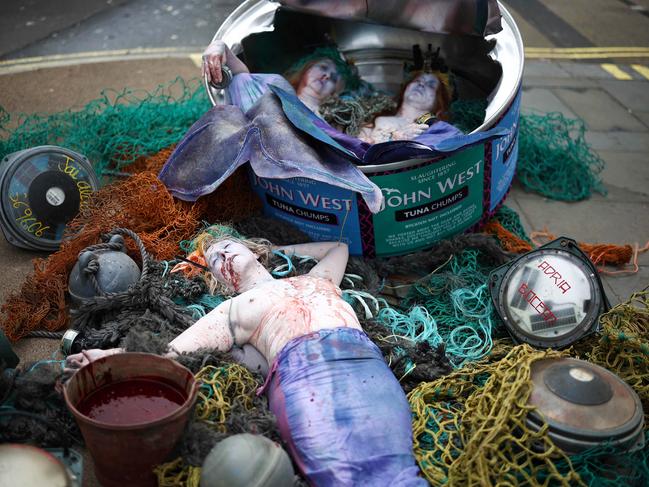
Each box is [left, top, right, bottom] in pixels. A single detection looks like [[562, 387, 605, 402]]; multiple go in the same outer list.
[[205, 239, 258, 292], [297, 58, 342, 100], [403, 73, 439, 112]]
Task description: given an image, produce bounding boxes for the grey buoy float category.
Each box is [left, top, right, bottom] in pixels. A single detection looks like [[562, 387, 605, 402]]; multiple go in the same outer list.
[[200, 434, 295, 487]]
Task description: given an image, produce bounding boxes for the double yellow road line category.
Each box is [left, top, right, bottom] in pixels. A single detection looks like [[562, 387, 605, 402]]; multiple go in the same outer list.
[[1, 47, 648, 79], [526, 47, 649, 59]]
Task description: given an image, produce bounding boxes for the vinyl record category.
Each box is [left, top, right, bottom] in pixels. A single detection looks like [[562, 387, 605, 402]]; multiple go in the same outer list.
[[0, 146, 99, 251]]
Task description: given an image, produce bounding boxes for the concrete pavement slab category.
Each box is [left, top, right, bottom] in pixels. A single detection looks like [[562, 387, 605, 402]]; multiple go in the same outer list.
[[598, 79, 649, 112], [521, 87, 578, 118], [598, 150, 649, 199], [523, 61, 572, 79], [633, 110, 649, 129], [602, 266, 649, 303], [554, 87, 647, 131], [521, 76, 599, 88], [513, 195, 649, 244], [585, 130, 649, 151]]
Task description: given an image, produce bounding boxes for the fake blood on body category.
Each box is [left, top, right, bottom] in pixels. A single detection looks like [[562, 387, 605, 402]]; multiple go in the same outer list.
[[76, 377, 186, 425]]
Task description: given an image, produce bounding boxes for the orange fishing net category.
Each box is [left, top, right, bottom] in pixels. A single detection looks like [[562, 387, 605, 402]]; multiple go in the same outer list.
[[484, 221, 640, 271], [1, 148, 261, 341], [531, 230, 647, 274], [483, 220, 533, 254]]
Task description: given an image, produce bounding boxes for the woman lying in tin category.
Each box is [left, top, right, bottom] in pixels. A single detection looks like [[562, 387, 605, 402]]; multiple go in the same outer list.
[[202, 39, 461, 144], [66, 236, 428, 486]]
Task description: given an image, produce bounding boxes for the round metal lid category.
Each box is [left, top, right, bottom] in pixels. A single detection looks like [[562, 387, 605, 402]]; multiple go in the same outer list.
[[0, 444, 72, 487], [0, 146, 99, 251], [527, 358, 644, 449], [495, 248, 601, 348]]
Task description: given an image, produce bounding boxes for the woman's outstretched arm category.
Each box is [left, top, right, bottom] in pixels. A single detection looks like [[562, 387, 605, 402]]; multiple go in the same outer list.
[[274, 242, 349, 286]]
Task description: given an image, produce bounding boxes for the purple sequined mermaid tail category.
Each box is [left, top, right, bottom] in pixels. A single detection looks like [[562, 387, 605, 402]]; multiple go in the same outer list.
[[261, 328, 428, 486]]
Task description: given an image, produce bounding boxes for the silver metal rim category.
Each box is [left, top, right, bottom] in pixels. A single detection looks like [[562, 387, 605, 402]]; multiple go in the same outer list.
[[206, 0, 524, 174]]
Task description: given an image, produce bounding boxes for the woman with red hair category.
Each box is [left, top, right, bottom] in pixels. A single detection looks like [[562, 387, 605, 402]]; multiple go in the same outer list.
[[202, 40, 356, 114], [358, 70, 460, 144]]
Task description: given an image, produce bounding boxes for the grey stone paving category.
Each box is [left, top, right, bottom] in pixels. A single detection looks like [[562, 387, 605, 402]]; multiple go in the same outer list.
[[554, 87, 647, 131], [521, 87, 578, 117], [585, 130, 649, 151], [517, 61, 649, 306], [599, 80, 649, 111]]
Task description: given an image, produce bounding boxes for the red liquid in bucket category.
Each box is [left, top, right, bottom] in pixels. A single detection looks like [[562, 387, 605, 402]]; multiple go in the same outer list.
[[76, 377, 186, 425], [64, 353, 198, 487]]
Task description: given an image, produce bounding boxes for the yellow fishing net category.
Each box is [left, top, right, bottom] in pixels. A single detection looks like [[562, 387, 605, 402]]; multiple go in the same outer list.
[[193, 364, 260, 429], [408, 344, 583, 486], [578, 290, 649, 424], [154, 364, 261, 486]]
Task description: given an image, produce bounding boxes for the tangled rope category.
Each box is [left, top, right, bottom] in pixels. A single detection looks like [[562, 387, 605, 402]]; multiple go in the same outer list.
[[403, 249, 501, 367], [193, 365, 259, 429], [578, 290, 649, 423], [319, 92, 397, 136]]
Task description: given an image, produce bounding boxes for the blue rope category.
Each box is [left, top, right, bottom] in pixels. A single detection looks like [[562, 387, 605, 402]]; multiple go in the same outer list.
[[187, 304, 207, 319], [377, 306, 443, 347], [26, 359, 65, 374], [445, 285, 494, 367], [271, 250, 294, 277], [160, 260, 170, 278]]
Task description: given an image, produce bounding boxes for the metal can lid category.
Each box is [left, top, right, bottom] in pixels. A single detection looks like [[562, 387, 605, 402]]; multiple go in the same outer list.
[[526, 358, 644, 452], [60, 329, 81, 356]]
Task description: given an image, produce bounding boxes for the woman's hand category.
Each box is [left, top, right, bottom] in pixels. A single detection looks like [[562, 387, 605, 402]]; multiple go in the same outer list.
[[201, 40, 250, 84], [63, 348, 123, 381], [391, 123, 428, 141], [202, 40, 228, 84]]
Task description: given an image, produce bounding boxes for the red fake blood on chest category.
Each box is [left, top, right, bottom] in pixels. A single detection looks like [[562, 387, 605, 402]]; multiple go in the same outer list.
[[76, 377, 186, 425]]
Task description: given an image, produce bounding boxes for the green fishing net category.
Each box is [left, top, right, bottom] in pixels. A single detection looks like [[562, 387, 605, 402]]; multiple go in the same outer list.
[[402, 249, 502, 367], [0, 77, 209, 178], [449, 98, 488, 133], [517, 111, 606, 201], [408, 344, 649, 487]]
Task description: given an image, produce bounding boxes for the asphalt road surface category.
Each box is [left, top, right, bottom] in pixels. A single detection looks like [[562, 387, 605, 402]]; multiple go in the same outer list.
[[1, 0, 649, 60]]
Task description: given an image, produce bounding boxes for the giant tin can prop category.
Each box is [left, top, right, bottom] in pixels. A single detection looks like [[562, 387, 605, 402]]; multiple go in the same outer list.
[[209, 0, 523, 257]]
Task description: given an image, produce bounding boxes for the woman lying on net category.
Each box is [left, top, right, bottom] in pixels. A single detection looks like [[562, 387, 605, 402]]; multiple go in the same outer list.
[[65, 237, 428, 486]]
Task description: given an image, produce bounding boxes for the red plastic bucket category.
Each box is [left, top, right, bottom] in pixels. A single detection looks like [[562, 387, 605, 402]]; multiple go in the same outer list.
[[63, 353, 198, 487]]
